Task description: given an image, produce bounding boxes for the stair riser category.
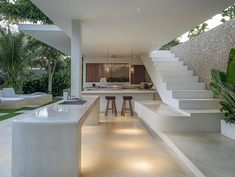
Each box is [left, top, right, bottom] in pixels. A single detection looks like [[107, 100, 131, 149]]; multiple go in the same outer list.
[[172, 91, 213, 99], [154, 62, 184, 68], [191, 113, 224, 119], [152, 57, 179, 62], [162, 76, 199, 82], [156, 66, 188, 71], [179, 101, 221, 110], [158, 71, 193, 76], [151, 54, 175, 58], [150, 50, 172, 54], [167, 83, 205, 90]]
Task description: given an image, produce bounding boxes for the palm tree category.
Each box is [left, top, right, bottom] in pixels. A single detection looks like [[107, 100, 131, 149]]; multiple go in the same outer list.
[[0, 27, 35, 92], [27, 37, 63, 94]]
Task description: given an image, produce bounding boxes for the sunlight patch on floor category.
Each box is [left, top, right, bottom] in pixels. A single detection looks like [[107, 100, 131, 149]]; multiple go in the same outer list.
[[81, 114, 192, 177]]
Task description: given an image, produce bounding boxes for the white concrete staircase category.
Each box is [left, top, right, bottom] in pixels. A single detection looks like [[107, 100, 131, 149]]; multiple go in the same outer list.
[[137, 50, 224, 132]]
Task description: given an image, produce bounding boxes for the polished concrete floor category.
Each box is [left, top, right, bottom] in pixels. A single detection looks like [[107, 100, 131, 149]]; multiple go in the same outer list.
[[167, 133, 235, 177], [0, 114, 191, 177], [81, 114, 192, 177], [2, 112, 235, 177]]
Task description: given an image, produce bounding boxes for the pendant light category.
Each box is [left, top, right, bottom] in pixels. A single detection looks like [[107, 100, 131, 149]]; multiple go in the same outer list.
[[105, 46, 110, 73], [130, 47, 135, 73]]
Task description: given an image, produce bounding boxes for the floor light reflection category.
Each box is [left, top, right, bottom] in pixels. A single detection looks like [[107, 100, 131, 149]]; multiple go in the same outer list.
[[131, 161, 153, 171], [113, 128, 144, 135], [110, 141, 147, 149]]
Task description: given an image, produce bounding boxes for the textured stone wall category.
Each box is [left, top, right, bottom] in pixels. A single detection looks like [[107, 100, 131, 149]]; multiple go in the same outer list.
[[171, 18, 235, 87]]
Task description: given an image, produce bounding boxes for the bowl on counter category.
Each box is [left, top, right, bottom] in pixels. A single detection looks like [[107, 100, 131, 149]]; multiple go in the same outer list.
[[140, 82, 153, 89]]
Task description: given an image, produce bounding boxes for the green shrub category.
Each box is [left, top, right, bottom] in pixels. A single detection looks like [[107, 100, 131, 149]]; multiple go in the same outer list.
[[52, 72, 70, 96], [107, 77, 129, 82], [22, 76, 47, 94], [22, 72, 70, 96]]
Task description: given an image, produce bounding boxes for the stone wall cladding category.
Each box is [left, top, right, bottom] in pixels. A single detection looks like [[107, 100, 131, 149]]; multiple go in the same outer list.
[[171, 18, 235, 87]]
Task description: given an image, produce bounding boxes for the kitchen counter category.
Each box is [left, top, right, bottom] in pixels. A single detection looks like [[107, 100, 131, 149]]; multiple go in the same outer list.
[[12, 96, 100, 177], [82, 88, 157, 94], [82, 89, 159, 112]]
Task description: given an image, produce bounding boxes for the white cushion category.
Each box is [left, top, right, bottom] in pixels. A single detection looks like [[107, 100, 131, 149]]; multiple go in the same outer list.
[[33, 92, 47, 95], [18, 95, 42, 100], [3, 88, 16, 97], [0, 97, 24, 102]]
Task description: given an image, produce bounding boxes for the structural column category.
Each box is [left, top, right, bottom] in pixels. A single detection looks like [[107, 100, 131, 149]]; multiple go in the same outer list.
[[71, 20, 82, 97]]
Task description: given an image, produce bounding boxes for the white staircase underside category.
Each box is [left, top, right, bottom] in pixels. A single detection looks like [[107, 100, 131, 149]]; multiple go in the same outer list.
[[138, 50, 224, 133]]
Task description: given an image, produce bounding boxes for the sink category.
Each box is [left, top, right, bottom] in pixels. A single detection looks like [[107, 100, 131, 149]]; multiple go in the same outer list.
[[59, 99, 87, 105]]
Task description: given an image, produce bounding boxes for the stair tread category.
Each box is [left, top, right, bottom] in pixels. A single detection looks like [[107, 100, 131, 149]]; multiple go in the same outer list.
[[174, 90, 211, 91], [137, 101, 189, 116], [182, 109, 223, 114], [179, 98, 220, 101], [167, 82, 205, 84], [163, 76, 198, 78]]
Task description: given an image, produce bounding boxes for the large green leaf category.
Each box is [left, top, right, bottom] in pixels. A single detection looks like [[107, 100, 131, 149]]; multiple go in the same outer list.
[[211, 69, 226, 83], [210, 68, 235, 124], [227, 48, 235, 86]]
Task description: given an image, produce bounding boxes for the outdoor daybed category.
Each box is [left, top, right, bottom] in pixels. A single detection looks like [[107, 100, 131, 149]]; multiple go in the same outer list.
[[0, 97, 25, 109], [2, 88, 52, 106]]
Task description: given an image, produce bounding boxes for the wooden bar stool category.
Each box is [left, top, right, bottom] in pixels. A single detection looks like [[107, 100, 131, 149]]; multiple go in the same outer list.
[[121, 96, 134, 116], [105, 96, 117, 116]]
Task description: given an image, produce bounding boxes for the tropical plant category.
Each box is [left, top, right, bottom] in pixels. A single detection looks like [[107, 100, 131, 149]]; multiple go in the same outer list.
[[23, 72, 70, 96], [0, 0, 52, 24], [0, 0, 67, 94], [159, 39, 181, 50], [0, 27, 37, 92], [28, 39, 63, 93], [221, 4, 235, 22], [226, 48, 235, 86], [209, 49, 235, 124], [187, 23, 208, 39]]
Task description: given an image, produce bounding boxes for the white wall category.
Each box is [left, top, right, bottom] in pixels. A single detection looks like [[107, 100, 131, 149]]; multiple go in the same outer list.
[[83, 56, 143, 88]]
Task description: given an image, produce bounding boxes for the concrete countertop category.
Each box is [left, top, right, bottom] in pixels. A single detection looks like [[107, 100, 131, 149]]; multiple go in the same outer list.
[[12, 96, 99, 123], [82, 89, 157, 94]]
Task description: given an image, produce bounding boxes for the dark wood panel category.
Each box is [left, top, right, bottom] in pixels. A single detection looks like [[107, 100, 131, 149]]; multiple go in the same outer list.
[[86, 63, 129, 82], [131, 65, 151, 84], [86, 64, 94, 82]]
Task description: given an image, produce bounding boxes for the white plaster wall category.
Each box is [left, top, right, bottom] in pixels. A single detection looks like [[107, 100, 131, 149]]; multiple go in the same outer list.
[[83, 56, 143, 88], [171, 18, 235, 87]]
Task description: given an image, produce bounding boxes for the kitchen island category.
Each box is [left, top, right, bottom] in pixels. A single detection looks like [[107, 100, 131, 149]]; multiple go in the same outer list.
[[12, 96, 99, 177], [82, 89, 158, 112]]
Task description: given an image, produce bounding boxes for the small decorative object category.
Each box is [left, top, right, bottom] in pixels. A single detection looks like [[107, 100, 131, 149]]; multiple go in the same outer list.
[[63, 88, 70, 100], [144, 83, 149, 89]]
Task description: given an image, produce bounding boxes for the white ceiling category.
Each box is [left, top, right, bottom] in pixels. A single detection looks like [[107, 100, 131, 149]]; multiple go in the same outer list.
[[29, 0, 234, 56]]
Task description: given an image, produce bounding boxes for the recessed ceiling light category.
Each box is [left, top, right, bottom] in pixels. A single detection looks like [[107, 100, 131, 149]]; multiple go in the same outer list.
[[137, 6, 141, 11]]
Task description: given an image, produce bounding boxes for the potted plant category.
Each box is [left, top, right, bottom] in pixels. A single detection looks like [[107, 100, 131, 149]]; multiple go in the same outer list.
[[63, 88, 70, 100], [210, 49, 235, 140]]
